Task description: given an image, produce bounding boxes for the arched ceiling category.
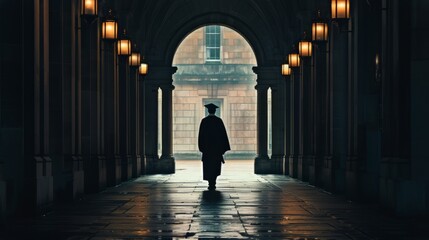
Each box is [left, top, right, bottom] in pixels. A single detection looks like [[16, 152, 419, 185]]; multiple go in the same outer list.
[[101, 0, 327, 67]]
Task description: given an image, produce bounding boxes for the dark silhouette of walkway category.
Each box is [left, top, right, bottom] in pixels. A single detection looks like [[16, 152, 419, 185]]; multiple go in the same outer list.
[[0, 160, 427, 239]]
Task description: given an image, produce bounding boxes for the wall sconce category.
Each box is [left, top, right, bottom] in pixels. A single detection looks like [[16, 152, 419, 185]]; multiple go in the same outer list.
[[129, 52, 141, 67], [101, 9, 118, 41], [139, 62, 148, 75], [331, 0, 350, 19], [312, 10, 329, 42], [129, 44, 141, 67], [81, 0, 98, 23], [299, 41, 312, 57], [117, 29, 132, 56], [331, 0, 351, 31], [299, 33, 312, 57], [288, 53, 300, 68], [281, 64, 292, 76]]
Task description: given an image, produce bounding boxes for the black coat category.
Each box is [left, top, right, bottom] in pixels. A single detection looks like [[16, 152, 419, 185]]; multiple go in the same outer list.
[[198, 115, 231, 180]]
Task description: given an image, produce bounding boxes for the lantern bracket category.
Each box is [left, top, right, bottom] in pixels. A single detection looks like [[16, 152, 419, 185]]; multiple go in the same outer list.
[[332, 19, 353, 33]]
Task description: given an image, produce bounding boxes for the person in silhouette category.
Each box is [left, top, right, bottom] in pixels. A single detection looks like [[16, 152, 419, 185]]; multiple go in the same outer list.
[[198, 103, 231, 190]]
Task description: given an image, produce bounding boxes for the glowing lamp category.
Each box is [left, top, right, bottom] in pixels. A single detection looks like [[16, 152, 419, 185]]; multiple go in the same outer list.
[[129, 52, 141, 67], [139, 63, 148, 75], [81, 0, 97, 22], [288, 53, 300, 68], [101, 9, 118, 40], [281, 64, 291, 76], [331, 0, 350, 19], [117, 29, 131, 56], [299, 41, 312, 57], [312, 11, 329, 42]]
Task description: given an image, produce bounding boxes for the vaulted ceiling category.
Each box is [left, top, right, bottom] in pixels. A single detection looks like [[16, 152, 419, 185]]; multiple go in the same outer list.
[[100, 0, 328, 66]]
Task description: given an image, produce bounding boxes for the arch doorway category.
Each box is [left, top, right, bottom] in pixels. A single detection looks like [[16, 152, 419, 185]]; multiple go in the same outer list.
[[170, 25, 271, 166], [145, 14, 284, 175]]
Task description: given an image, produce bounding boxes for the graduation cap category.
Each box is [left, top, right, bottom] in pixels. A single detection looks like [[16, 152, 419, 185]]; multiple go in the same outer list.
[[204, 103, 219, 112]]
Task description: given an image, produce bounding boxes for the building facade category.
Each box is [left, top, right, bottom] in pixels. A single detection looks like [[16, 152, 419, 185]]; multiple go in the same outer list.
[[172, 26, 259, 159]]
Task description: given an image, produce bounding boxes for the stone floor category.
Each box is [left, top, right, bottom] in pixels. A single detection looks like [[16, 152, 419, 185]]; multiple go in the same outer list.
[[1, 160, 427, 239]]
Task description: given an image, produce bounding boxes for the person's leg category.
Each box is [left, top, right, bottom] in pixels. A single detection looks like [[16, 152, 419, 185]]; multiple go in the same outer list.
[[208, 177, 217, 190]]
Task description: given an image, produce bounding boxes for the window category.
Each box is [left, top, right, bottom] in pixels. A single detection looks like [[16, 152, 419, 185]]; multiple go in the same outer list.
[[205, 25, 221, 62], [203, 98, 223, 118]]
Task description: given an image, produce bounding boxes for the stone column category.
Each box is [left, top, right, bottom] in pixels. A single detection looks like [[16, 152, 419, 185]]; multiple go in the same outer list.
[[118, 56, 132, 181], [101, 7, 122, 186], [309, 42, 328, 186], [283, 76, 291, 175], [138, 74, 146, 174], [322, 23, 335, 191], [103, 39, 121, 186], [298, 57, 312, 181], [68, 0, 85, 197], [0, 162, 4, 220], [33, 0, 54, 212], [158, 84, 175, 173], [289, 69, 300, 177], [81, 8, 106, 193], [254, 84, 270, 173], [379, 0, 412, 213], [328, 20, 350, 194], [128, 68, 138, 178], [48, 0, 86, 200], [145, 66, 177, 174], [307, 52, 317, 182], [131, 70, 141, 178], [271, 80, 286, 174], [144, 81, 159, 173], [408, 0, 429, 215]]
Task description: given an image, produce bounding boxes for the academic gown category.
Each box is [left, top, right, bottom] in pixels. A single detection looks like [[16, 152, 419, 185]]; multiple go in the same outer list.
[[198, 115, 231, 181]]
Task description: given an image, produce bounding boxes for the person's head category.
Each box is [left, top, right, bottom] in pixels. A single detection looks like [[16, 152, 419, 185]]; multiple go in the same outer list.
[[205, 103, 218, 114], [208, 108, 216, 114]]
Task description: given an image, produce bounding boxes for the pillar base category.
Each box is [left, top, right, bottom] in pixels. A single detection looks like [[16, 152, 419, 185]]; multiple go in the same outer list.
[[346, 156, 359, 199], [98, 155, 107, 190], [140, 155, 147, 175], [107, 155, 122, 187], [379, 177, 398, 212], [121, 155, 133, 181], [157, 155, 175, 174], [72, 170, 84, 197], [288, 155, 298, 178], [377, 176, 425, 216], [133, 155, 142, 178], [298, 155, 310, 181], [283, 155, 290, 175], [70, 155, 84, 199], [36, 156, 53, 213], [254, 155, 271, 174], [0, 180, 6, 222], [0, 161, 6, 222], [84, 155, 107, 193], [270, 155, 285, 174], [378, 157, 425, 216], [144, 155, 158, 174], [308, 155, 320, 186], [322, 155, 334, 192]]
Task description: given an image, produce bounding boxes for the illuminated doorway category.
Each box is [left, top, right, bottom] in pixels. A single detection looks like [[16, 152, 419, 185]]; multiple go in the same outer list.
[[172, 25, 269, 162]]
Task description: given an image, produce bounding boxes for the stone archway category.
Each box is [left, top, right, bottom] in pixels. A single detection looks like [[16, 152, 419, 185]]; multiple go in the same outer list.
[[138, 9, 287, 174], [171, 25, 258, 161]]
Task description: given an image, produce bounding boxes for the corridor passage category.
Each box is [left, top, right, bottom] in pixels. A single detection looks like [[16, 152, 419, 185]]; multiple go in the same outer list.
[[1, 161, 426, 239]]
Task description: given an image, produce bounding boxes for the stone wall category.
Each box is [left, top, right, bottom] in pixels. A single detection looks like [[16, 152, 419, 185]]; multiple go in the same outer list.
[[172, 26, 258, 159]]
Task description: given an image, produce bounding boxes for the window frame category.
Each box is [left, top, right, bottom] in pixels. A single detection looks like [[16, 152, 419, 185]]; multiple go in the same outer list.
[[204, 25, 222, 63]]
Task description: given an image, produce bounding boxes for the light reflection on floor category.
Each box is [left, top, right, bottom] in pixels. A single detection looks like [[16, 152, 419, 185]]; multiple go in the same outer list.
[[0, 160, 425, 239], [174, 159, 254, 185]]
